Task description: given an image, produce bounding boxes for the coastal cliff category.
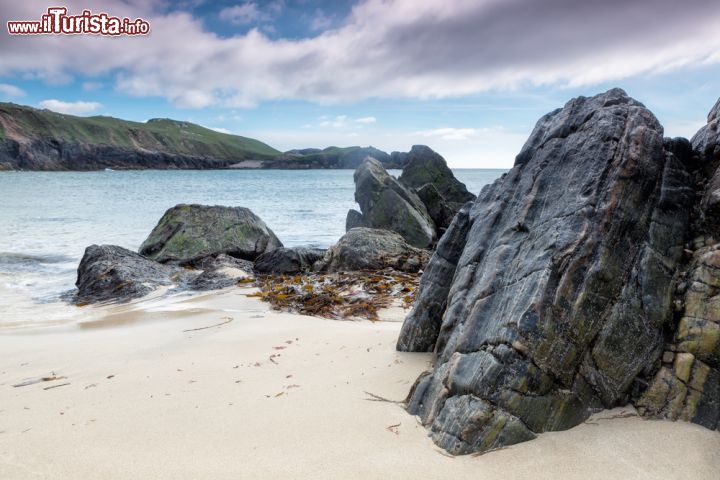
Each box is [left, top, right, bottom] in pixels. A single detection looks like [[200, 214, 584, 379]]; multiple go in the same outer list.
[[0, 103, 406, 171], [397, 88, 720, 454]]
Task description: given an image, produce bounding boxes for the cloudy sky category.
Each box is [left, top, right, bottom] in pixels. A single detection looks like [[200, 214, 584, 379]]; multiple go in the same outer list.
[[2, 0, 720, 167]]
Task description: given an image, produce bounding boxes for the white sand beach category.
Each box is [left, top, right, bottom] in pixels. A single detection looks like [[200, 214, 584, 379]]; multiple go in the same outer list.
[[1, 288, 719, 480]]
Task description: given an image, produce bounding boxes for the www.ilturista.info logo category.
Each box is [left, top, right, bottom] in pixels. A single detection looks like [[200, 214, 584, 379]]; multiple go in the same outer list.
[[7, 7, 150, 36]]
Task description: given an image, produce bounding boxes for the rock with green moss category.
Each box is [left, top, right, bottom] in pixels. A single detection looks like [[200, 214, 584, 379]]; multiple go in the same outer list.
[[350, 158, 436, 249], [317, 227, 430, 273], [140, 204, 282, 264]]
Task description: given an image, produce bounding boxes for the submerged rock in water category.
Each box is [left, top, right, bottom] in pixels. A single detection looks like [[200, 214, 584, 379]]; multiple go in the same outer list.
[[253, 247, 326, 274], [350, 158, 436, 249], [139, 204, 282, 264], [317, 227, 430, 273], [75, 244, 178, 304], [397, 88, 699, 453]]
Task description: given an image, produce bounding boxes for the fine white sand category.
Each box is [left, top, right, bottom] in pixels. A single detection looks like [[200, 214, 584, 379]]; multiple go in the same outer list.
[[1, 288, 719, 479]]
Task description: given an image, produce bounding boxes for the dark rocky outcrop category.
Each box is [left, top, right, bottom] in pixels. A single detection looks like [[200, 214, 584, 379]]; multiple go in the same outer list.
[[634, 98, 720, 430], [316, 228, 430, 273], [253, 247, 325, 274], [397, 201, 473, 351], [399, 145, 476, 223], [414, 183, 458, 232], [346, 146, 475, 246], [350, 158, 436, 249], [74, 247, 256, 303], [397, 88, 706, 454], [399, 145, 476, 231], [139, 204, 282, 264], [75, 245, 179, 304], [74, 205, 280, 303]]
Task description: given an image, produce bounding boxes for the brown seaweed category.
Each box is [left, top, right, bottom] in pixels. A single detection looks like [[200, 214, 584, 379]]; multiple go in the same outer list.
[[249, 269, 419, 321]]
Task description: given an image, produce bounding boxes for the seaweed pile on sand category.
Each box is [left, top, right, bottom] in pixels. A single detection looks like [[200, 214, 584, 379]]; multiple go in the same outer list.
[[249, 270, 419, 321]]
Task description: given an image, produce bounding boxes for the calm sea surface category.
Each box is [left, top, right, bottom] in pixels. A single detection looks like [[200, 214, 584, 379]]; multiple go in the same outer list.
[[0, 168, 506, 327]]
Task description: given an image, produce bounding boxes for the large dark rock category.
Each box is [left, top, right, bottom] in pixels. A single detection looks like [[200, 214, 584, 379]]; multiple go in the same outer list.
[[635, 98, 720, 430], [317, 228, 430, 273], [397, 201, 473, 351], [253, 247, 325, 274], [139, 204, 282, 264], [75, 245, 178, 304], [415, 183, 457, 232], [350, 158, 436, 249], [397, 88, 697, 453], [399, 145, 476, 212]]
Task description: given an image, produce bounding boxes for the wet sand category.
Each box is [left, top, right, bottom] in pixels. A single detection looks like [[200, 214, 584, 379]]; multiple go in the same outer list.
[[1, 288, 719, 479]]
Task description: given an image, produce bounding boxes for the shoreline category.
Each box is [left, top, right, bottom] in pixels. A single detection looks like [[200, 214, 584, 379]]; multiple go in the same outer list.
[[1, 288, 718, 479]]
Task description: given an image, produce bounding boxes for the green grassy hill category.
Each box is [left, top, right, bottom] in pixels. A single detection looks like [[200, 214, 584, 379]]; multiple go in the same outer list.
[[0, 102, 280, 160]]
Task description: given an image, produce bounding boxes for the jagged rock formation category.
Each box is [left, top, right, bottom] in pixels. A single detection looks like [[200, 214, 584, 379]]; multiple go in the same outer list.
[[397, 88, 710, 454], [347, 147, 475, 246], [74, 246, 255, 304], [253, 247, 326, 274], [316, 228, 430, 273], [350, 158, 437, 249], [634, 99, 720, 430], [139, 204, 282, 264], [75, 245, 180, 304], [399, 145, 476, 229]]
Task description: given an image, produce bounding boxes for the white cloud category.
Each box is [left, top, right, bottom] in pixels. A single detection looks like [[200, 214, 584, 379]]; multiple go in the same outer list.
[[207, 126, 232, 134], [1, 1, 720, 108], [355, 116, 377, 124], [0, 83, 25, 97], [243, 125, 527, 168], [38, 99, 102, 115], [219, 3, 264, 25], [415, 127, 481, 140], [319, 115, 348, 128]]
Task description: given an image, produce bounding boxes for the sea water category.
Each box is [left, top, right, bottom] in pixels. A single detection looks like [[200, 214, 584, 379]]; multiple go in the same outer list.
[[0, 168, 505, 327]]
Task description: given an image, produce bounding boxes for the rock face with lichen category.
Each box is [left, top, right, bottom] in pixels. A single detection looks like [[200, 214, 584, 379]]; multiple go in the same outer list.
[[139, 204, 282, 264], [350, 158, 436, 249], [348, 147, 476, 245], [635, 99, 720, 430], [399, 145, 476, 230], [317, 227, 430, 273], [397, 88, 708, 454]]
